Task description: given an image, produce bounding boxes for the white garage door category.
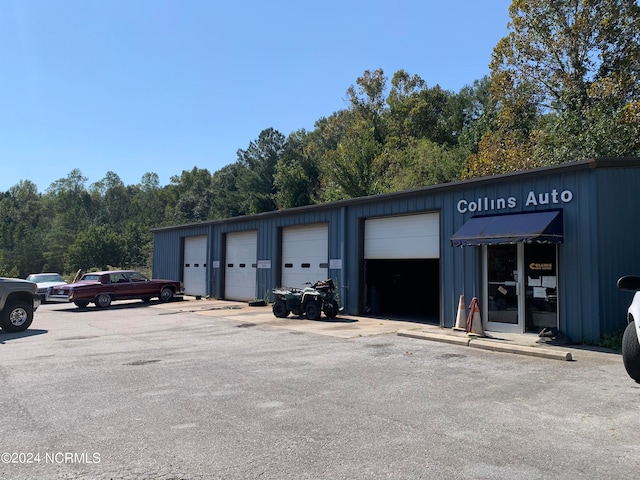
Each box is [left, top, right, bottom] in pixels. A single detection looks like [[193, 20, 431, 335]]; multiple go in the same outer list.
[[365, 213, 440, 259], [183, 235, 207, 296], [225, 230, 257, 301], [281, 223, 328, 289]]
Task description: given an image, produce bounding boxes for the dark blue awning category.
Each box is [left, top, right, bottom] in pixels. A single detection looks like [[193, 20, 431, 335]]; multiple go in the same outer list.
[[450, 210, 563, 247]]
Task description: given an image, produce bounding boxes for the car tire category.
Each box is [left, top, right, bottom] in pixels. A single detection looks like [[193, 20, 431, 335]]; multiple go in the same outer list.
[[74, 301, 90, 308], [159, 287, 173, 302], [272, 300, 290, 318], [304, 300, 321, 320], [622, 321, 640, 383], [96, 293, 112, 308], [0, 301, 34, 333]]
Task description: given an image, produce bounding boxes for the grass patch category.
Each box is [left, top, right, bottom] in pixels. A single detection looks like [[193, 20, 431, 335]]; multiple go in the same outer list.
[[599, 329, 623, 352]]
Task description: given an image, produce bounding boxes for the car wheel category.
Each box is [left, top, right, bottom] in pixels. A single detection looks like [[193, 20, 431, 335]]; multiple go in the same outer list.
[[0, 301, 34, 333], [96, 293, 112, 308], [304, 300, 321, 320], [622, 321, 640, 382], [272, 300, 290, 318], [159, 287, 173, 302], [74, 301, 89, 308]]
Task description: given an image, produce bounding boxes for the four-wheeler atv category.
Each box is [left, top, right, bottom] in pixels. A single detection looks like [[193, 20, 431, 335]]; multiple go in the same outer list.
[[272, 279, 339, 320]]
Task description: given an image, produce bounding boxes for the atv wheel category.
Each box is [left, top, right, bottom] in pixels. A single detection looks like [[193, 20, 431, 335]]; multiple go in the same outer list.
[[304, 300, 321, 320], [272, 300, 290, 318], [622, 321, 640, 383], [323, 300, 339, 319]]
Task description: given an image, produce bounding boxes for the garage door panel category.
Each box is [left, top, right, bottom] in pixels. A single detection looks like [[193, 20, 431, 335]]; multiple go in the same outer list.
[[183, 236, 207, 297], [365, 213, 440, 259], [282, 224, 328, 289], [225, 231, 257, 301]]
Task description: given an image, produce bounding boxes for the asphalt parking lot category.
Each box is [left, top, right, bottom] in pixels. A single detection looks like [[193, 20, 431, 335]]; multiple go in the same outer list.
[[1, 298, 640, 480]]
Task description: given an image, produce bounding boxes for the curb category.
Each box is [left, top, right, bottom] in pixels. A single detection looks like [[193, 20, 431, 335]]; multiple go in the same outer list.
[[398, 330, 471, 347], [397, 329, 573, 362]]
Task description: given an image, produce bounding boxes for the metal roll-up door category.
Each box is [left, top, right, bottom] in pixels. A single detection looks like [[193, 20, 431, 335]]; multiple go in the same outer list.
[[365, 213, 440, 259], [364, 213, 440, 319], [281, 223, 328, 289], [224, 230, 258, 301], [183, 235, 207, 296]]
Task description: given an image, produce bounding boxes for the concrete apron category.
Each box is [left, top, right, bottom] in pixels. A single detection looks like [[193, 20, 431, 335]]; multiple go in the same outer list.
[[155, 297, 577, 362]]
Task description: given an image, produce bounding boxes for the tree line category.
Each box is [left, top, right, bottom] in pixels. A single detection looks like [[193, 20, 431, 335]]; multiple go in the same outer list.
[[1, 0, 639, 279]]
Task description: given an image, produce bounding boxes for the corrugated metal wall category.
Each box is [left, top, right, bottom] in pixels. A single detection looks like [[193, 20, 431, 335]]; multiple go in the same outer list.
[[151, 160, 640, 342], [152, 224, 210, 284], [596, 167, 640, 338], [206, 208, 343, 302]]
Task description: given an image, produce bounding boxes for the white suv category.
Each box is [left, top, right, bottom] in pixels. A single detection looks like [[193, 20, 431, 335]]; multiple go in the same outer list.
[[617, 276, 640, 382]]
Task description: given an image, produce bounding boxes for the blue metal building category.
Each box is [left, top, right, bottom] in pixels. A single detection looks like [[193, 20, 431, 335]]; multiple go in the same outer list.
[[152, 158, 640, 342]]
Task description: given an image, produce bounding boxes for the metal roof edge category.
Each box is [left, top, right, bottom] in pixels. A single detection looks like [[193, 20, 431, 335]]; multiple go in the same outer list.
[[151, 157, 640, 233]]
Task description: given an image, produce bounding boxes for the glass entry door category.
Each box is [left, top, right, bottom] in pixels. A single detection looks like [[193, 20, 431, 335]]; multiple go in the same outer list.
[[482, 243, 559, 334], [484, 244, 522, 333]]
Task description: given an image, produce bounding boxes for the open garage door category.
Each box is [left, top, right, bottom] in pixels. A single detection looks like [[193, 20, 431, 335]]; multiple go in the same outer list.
[[183, 235, 207, 297], [225, 231, 257, 301], [364, 213, 440, 322], [281, 223, 328, 289]]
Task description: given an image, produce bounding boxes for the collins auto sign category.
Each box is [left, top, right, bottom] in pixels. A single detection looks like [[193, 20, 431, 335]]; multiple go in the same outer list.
[[456, 189, 574, 214]]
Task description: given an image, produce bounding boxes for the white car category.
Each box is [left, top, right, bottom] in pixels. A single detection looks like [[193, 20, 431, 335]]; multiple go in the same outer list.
[[617, 275, 640, 382], [26, 273, 67, 302]]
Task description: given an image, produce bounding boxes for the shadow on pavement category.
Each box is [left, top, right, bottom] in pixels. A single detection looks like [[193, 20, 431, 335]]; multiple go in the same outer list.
[[0, 328, 48, 344]]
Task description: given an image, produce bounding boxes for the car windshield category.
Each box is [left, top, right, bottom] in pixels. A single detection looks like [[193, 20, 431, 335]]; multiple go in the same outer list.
[[27, 274, 64, 283]]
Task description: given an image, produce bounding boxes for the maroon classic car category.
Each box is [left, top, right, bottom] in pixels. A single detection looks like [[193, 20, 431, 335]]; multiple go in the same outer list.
[[46, 270, 183, 308]]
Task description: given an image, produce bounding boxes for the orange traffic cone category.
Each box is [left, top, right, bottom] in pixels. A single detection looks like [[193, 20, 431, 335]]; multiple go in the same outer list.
[[453, 295, 466, 331], [466, 297, 486, 337]]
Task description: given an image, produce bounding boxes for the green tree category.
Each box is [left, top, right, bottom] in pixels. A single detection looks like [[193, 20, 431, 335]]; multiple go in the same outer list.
[[320, 70, 390, 200], [0, 181, 46, 277], [235, 128, 285, 214], [119, 221, 152, 268], [131, 172, 171, 227], [388, 139, 467, 190], [42, 169, 93, 274], [490, 0, 640, 165], [456, 76, 497, 155], [273, 129, 321, 209], [169, 167, 214, 223], [90, 171, 131, 228], [463, 77, 540, 177], [322, 117, 387, 200], [66, 224, 121, 272], [346, 69, 388, 144], [387, 70, 462, 148], [210, 163, 244, 218]]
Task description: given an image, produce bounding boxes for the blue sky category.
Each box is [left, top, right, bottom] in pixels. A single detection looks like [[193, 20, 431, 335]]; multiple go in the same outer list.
[[0, 0, 512, 193]]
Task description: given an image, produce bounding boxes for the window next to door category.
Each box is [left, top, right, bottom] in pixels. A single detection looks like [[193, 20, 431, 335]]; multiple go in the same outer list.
[[524, 243, 558, 331]]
